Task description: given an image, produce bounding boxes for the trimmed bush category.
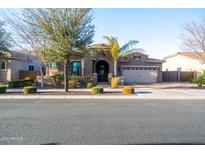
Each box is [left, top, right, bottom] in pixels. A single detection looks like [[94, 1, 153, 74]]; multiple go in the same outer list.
[[23, 86, 37, 94], [78, 75, 96, 87], [87, 82, 93, 88], [24, 77, 34, 86], [51, 72, 64, 86], [0, 86, 7, 93], [8, 77, 34, 88], [69, 80, 78, 88], [122, 86, 134, 94], [70, 75, 78, 81], [25, 77, 33, 80], [111, 77, 120, 88], [92, 87, 104, 94], [191, 76, 205, 87]]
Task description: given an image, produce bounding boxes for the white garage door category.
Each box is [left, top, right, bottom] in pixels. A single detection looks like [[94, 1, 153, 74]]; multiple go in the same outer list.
[[122, 67, 158, 83]]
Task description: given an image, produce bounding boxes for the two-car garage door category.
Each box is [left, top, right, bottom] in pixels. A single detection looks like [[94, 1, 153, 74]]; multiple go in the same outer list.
[[122, 66, 158, 84]]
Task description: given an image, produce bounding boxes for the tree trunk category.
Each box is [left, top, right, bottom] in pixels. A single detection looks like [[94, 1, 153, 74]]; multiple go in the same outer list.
[[64, 58, 69, 92], [40, 62, 44, 87], [114, 60, 117, 77]]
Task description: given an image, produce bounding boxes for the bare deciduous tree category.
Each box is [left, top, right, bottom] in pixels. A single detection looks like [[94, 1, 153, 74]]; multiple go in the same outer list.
[[180, 20, 205, 62], [2, 9, 54, 87], [0, 21, 12, 53]]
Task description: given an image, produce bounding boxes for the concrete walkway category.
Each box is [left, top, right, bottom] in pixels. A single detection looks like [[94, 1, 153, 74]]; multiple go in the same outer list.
[[1, 88, 205, 99]]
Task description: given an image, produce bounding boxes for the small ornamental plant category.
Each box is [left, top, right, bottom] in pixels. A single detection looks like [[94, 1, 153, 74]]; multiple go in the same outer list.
[[92, 87, 104, 94], [122, 86, 134, 94], [23, 86, 37, 94], [68, 75, 78, 88], [24, 77, 33, 80], [191, 76, 205, 87], [69, 80, 78, 88], [51, 72, 64, 86], [87, 82, 94, 89], [111, 77, 120, 88]]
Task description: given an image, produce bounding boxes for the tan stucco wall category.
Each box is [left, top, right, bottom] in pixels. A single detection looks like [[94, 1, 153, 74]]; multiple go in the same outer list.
[[162, 55, 204, 76], [11, 59, 41, 80]]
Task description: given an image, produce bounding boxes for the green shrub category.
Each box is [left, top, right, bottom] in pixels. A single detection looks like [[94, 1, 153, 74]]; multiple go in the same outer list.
[[111, 77, 120, 88], [87, 82, 93, 88], [25, 77, 33, 80], [23, 86, 37, 94], [8, 81, 15, 88], [84, 75, 96, 84], [8, 80, 23, 88], [8, 77, 34, 88], [69, 80, 78, 88], [24, 77, 34, 86], [0, 86, 7, 93], [92, 87, 104, 94], [191, 76, 205, 87], [78, 75, 96, 87], [70, 75, 78, 81], [51, 72, 64, 86]]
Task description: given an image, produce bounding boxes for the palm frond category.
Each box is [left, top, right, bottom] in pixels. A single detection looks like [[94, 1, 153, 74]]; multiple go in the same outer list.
[[103, 35, 117, 46], [120, 40, 139, 53], [120, 48, 144, 57]]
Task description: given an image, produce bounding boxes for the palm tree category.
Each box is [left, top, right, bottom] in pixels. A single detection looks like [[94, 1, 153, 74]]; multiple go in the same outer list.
[[103, 36, 139, 76]]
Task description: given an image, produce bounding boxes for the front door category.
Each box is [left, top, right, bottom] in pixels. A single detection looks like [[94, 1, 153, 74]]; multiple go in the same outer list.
[[96, 60, 109, 82]]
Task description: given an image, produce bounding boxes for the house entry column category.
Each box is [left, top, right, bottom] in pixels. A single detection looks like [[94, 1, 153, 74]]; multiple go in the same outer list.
[[81, 58, 85, 76]]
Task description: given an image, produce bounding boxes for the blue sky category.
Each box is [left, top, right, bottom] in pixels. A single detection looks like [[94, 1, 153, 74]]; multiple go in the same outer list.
[[93, 9, 205, 59], [1, 9, 205, 59]]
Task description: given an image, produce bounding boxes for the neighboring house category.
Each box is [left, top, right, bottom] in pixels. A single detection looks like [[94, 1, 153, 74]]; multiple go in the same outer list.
[[49, 43, 163, 84], [0, 51, 41, 82], [163, 52, 205, 77]]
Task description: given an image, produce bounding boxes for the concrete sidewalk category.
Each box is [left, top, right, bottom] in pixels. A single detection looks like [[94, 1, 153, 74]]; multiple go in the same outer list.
[[1, 88, 205, 99]]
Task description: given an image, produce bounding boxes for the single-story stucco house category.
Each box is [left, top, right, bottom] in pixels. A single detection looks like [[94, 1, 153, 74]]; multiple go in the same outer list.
[[163, 52, 205, 77], [0, 51, 41, 82], [49, 43, 163, 84]]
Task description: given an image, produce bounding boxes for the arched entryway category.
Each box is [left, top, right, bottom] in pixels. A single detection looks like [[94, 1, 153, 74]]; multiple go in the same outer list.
[[96, 60, 109, 82]]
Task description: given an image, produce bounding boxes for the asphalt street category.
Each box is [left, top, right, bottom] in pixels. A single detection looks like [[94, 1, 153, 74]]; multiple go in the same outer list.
[[0, 99, 205, 144]]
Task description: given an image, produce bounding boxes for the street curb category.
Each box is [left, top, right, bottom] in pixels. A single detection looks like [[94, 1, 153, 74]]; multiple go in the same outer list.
[[1, 95, 205, 99]]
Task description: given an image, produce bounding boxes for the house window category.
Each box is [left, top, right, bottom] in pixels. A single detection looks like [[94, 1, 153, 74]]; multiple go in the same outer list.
[[72, 61, 81, 76], [29, 64, 34, 71], [0, 61, 6, 70], [133, 55, 141, 60], [51, 62, 57, 69]]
